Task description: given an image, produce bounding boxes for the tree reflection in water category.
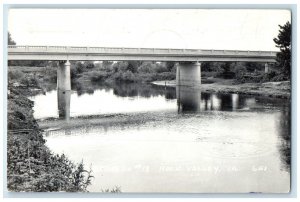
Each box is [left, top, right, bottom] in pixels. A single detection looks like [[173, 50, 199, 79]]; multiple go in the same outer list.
[[55, 81, 290, 171]]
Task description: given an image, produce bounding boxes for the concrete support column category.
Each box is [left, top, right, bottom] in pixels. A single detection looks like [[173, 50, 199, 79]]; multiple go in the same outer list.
[[175, 62, 180, 86], [57, 60, 71, 91], [176, 61, 201, 87], [57, 60, 71, 121], [265, 63, 269, 73]]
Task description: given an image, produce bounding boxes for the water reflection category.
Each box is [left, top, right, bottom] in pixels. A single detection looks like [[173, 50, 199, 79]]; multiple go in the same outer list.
[[53, 82, 291, 119], [57, 89, 71, 122], [71, 81, 284, 113], [176, 87, 251, 113], [177, 86, 201, 112], [33, 82, 291, 193], [176, 86, 248, 113]]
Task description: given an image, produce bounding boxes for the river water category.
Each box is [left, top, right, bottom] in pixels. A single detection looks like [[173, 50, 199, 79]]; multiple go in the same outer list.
[[30, 83, 290, 193]]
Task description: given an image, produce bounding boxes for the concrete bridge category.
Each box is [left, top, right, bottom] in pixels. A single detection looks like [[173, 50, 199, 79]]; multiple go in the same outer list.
[[8, 45, 277, 90], [8, 45, 277, 120]]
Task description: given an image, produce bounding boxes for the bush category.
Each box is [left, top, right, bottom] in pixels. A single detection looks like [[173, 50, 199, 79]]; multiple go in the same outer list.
[[222, 71, 235, 79], [233, 64, 247, 80], [90, 71, 111, 82], [75, 62, 85, 74], [155, 72, 176, 81], [44, 67, 57, 82], [7, 86, 93, 192], [112, 71, 137, 83], [8, 70, 25, 81], [84, 62, 95, 69], [153, 64, 168, 73], [21, 76, 39, 87], [201, 71, 217, 78], [70, 66, 78, 80], [261, 70, 279, 82], [112, 62, 129, 73], [137, 62, 155, 73], [122, 71, 136, 82]]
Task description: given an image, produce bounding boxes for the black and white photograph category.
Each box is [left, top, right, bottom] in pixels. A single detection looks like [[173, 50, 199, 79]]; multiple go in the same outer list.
[[6, 7, 292, 194]]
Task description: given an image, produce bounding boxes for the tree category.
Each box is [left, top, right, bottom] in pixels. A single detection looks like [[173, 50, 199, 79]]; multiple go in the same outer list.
[[273, 21, 291, 79], [83, 61, 95, 69], [127, 61, 141, 73], [165, 61, 176, 72], [8, 32, 16, 66], [8, 32, 16, 45]]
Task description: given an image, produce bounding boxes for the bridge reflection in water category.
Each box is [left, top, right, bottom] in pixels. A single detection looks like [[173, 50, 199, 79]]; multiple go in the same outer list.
[[176, 86, 250, 113], [42, 83, 290, 192], [57, 89, 71, 121], [177, 86, 201, 112], [56, 84, 260, 122], [46, 84, 290, 175]]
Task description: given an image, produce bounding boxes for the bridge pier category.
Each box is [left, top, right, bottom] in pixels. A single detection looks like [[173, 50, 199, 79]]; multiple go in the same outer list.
[[57, 60, 71, 91], [176, 61, 201, 87], [57, 60, 71, 121], [265, 63, 269, 73]]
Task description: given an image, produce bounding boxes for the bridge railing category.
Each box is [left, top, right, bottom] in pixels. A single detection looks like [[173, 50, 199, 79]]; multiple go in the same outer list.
[[8, 45, 277, 57]]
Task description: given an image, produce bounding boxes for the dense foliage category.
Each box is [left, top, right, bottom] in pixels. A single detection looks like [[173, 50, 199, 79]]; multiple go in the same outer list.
[[8, 32, 16, 45], [273, 21, 291, 79], [70, 61, 176, 84], [7, 85, 93, 192]]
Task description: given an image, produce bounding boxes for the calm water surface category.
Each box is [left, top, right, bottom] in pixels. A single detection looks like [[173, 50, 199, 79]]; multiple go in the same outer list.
[[30, 83, 291, 193]]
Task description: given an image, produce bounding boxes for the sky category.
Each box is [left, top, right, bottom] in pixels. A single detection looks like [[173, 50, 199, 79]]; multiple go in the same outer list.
[[8, 9, 291, 51]]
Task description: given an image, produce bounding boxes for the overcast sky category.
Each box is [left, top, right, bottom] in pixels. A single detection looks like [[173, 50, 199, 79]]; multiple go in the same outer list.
[[8, 9, 291, 51]]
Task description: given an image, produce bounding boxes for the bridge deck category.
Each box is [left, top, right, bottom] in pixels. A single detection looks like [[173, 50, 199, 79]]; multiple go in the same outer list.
[[8, 45, 277, 62]]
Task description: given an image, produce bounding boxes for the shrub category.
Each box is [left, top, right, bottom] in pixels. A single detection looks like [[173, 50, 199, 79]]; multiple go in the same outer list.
[[75, 62, 85, 74], [155, 72, 176, 81], [44, 67, 57, 82], [137, 62, 155, 73], [233, 64, 247, 80], [153, 64, 168, 73], [122, 71, 136, 82], [90, 71, 111, 82], [84, 62, 95, 69], [7, 86, 93, 192], [70, 66, 78, 79], [8, 70, 25, 81]]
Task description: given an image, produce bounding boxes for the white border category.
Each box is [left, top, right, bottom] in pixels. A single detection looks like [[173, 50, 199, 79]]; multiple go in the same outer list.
[[1, 0, 299, 201]]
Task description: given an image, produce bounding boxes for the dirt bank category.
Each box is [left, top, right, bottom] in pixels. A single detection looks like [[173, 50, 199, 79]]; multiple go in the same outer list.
[[152, 79, 290, 99]]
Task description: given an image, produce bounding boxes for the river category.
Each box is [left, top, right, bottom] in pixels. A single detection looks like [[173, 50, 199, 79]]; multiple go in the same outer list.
[[29, 82, 291, 193]]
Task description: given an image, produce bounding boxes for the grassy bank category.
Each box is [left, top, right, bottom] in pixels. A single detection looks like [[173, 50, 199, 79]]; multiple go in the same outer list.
[[7, 84, 93, 192]]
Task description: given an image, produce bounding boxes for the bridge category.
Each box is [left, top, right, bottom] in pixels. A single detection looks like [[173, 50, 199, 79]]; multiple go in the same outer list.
[[8, 45, 278, 120], [8, 45, 276, 62], [8, 45, 277, 90]]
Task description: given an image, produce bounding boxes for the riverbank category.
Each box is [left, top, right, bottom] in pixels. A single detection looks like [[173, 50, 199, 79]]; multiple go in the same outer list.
[[152, 79, 291, 99], [7, 84, 93, 192]]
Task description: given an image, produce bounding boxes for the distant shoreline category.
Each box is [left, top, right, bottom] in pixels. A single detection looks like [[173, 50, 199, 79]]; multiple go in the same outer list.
[[152, 80, 290, 99]]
